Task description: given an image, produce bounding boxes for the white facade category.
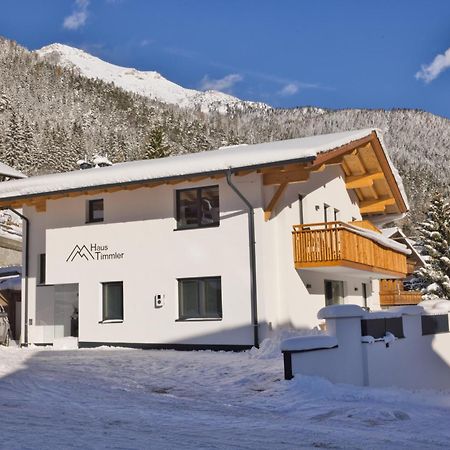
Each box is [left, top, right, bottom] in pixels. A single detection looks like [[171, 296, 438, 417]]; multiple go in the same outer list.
[[23, 163, 384, 348]]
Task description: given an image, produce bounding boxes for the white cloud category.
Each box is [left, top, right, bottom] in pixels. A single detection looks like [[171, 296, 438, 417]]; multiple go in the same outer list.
[[200, 74, 243, 93], [279, 83, 299, 96], [416, 47, 450, 83], [63, 0, 90, 30]]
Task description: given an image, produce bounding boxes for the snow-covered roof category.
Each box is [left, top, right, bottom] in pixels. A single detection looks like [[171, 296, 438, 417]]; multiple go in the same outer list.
[[349, 224, 411, 255], [0, 162, 26, 179], [0, 129, 408, 210], [381, 227, 425, 264]]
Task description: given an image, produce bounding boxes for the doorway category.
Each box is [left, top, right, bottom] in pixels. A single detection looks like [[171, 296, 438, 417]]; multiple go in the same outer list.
[[54, 284, 79, 339]]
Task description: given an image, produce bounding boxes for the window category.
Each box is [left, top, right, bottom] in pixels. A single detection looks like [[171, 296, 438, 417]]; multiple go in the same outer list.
[[324, 280, 344, 306], [178, 277, 222, 320], [323, 203, 329, 225], [88, 199, 104, 223], [38, 253, 46, 285], [102, 281, 123, 322], [298, 194, 304, 224], [176, 186, 219, 229], [334, 208, 340, 221]]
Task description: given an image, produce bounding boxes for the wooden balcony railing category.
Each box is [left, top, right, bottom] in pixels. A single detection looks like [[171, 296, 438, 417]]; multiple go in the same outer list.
[[380, 291, 423, 306], [292, 221, 407, 278], [379, 279, 422, 306]]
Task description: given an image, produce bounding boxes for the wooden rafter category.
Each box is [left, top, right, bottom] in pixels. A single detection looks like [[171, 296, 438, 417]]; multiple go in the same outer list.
[[345, 171, 384, 189], [263, 168, 310, 185], [264, 183, 287, 221], [359, 197, 396, 214]]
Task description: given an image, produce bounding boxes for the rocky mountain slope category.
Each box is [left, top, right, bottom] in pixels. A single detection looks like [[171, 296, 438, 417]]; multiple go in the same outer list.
[[36, 43, 269, 114], [0, 37, 449, 230]]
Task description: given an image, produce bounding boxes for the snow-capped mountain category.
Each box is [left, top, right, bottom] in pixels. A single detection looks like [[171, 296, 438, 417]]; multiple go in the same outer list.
[[36, 43, 269, 114]]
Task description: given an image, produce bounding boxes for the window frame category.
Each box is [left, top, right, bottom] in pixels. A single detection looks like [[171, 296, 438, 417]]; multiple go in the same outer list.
[[101, 281, 124, 323], [176, 185, 220, 230], [177, 276, 222, 321], [87, 198, 104, 223]]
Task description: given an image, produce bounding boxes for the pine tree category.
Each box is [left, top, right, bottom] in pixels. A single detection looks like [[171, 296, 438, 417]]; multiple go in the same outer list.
[[144, 127, 171, 159], [414, 192, 450, 300]]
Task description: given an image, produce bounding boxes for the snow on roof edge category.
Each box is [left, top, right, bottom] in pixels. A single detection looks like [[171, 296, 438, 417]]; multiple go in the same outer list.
[[0, 129, 407, 205]]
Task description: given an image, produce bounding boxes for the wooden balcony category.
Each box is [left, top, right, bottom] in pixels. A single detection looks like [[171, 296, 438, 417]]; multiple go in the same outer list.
[[380, 280, 422, 306], [292, 221, 408, 278]]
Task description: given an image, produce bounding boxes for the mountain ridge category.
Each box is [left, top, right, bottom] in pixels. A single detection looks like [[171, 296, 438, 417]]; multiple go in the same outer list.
[[36, 43, 270, 114]]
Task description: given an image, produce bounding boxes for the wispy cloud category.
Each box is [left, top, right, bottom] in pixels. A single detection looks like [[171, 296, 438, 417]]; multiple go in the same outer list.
[[279, 83, 299, 96], [199, 74, 243, 93], [416, 47, 450, 83], [63, 0, 90, 30]]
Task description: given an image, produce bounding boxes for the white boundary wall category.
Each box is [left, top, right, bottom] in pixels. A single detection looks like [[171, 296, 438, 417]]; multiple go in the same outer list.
[[282, 303, 450, 390]]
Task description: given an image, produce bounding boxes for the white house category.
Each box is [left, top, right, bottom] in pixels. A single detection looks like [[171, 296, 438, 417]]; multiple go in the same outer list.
[[0, 128, 411, 349]]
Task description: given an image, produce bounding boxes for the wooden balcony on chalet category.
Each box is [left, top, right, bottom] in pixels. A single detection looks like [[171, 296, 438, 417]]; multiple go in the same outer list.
[[379, 280, 422, 307], [292, 221, 408, 278]]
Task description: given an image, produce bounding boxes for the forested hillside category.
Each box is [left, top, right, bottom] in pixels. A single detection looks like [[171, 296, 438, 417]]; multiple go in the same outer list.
[[1, 37, 449, 229]]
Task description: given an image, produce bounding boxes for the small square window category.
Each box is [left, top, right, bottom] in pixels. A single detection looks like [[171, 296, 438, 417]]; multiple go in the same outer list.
[[176, 186, 219, 229], [178, 277, 222, 320], [88, 199, 104, 223], [102, 281, 123, 322]]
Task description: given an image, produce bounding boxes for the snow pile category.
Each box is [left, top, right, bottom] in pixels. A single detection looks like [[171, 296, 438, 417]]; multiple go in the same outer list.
[[36, 43, 269, 114], [0, 210, 22, 241]]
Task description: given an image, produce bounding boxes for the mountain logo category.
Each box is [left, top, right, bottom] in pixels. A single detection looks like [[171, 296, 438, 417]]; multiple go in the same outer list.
[[66, 245, 95, 262]]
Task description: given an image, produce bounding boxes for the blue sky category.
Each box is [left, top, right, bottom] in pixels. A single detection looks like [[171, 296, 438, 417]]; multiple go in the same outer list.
[[1, 0, 450, 118]]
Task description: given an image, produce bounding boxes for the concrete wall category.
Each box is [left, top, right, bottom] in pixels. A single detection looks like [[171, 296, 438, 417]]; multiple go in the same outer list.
[[283, 304, 450, 389]]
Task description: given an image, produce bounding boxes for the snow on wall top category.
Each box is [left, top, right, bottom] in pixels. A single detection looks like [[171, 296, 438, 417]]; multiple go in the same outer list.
[[0, 129, 407, 210]]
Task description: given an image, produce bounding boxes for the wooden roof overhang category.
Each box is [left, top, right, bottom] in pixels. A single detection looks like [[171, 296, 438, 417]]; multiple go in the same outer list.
[[255, 131, 408, 220], [0, 132, 407, 219]]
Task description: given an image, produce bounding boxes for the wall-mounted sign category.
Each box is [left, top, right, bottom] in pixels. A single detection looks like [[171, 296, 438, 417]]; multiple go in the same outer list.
[[66, 243, 125, 262]]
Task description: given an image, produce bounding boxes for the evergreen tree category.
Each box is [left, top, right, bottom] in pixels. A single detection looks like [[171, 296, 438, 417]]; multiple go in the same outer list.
[[144, 127, 171, 159], [415, 192, 450, 300]]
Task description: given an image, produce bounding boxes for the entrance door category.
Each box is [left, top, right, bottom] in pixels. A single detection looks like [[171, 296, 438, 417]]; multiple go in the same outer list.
[[54, 284, 79, 339]]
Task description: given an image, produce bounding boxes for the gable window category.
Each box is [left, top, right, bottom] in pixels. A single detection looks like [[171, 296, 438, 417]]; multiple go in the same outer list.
[[176, 186, 219, 229], [87, 199, 104, 223], [102, 281, 123, 322], [178, 277, 222, 320], [324, 280, 344, 306]]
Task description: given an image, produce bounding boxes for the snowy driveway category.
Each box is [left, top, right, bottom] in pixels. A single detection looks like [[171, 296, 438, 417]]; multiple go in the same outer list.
[[1, 344, 450, 449]]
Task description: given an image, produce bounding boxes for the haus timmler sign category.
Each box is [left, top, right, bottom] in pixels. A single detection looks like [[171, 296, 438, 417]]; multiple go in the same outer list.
[[66, 243, 125, 262]]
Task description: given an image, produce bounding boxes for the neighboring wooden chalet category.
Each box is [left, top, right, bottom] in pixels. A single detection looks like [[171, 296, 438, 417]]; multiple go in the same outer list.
[[0, 129, 411, 349]]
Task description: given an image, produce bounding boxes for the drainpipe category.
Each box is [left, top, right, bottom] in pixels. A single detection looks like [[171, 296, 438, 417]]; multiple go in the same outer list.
[[8, 208, 29, 346], [226, 170, 259, 348]]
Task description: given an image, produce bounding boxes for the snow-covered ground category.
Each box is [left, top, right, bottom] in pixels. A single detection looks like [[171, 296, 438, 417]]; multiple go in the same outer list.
[[1, 340, 450, 449]]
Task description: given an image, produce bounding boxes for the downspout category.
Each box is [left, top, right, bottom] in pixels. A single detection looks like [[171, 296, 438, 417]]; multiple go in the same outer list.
[[226, 170, 259, 348], [8, 208, 29, 346]]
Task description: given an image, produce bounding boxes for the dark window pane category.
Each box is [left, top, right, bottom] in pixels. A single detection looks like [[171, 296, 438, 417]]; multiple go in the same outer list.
[[103, 282, 123, 321], [204, 278, 222, 318], [39, 253, 46, 284], [200, 187, 219, 226], [89, 199, 104, 222], [179, 280, 200, 318], [177, 189, 199, 228]]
